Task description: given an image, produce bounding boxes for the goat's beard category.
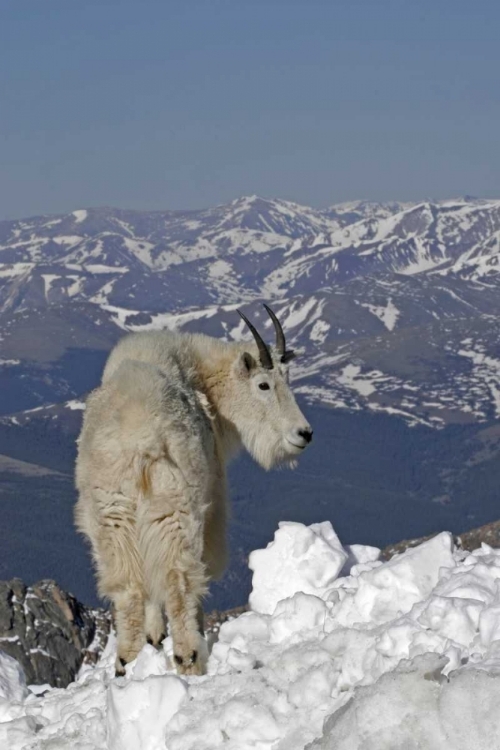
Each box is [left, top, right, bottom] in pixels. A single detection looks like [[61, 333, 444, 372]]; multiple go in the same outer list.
[[243, 428, 299, 472], [273, 457, 298, 471]]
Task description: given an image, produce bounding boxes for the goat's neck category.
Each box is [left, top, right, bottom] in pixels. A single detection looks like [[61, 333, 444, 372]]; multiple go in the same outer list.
[[195, 350, 242, 464]]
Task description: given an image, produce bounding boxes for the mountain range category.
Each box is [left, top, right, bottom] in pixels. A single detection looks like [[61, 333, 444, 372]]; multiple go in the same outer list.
[[1, 195, 500, 609]]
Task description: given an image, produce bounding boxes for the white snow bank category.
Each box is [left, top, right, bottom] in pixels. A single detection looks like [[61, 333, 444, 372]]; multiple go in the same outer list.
[[0, 652, 27, 720], [331, 530, 455, 628], [107, 671, 187, 750], [3, 521, 500, 749], [249, 521, 348, 614], [311, 652, 500, 750]]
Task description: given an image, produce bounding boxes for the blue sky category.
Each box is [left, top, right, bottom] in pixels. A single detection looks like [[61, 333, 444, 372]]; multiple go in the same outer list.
[[1, 0, 499, 218]]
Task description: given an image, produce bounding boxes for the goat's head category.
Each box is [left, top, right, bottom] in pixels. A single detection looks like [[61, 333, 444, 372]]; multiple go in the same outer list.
[[226, 305, 312, 470]]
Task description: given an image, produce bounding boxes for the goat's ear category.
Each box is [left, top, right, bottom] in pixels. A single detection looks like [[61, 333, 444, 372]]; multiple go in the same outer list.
[[233, 351, 257, 379]]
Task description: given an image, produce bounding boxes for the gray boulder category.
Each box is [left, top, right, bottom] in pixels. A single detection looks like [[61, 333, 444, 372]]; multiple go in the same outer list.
[[0, 578, 110, 688]]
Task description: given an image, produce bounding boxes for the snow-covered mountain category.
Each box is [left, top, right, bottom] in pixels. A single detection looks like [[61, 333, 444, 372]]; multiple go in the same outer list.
[[2, 197, 500, 310], [2, 195, 500, 608], [1, 195, 500, 425]]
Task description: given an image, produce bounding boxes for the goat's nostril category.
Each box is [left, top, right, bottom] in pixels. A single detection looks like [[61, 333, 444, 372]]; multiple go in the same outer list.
[[298, 429, 313, 444]]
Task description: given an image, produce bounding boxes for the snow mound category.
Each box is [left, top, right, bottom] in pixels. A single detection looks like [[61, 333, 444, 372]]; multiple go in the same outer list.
[[249, 520, 349, 614], [2, 521, 500, 749], [107, 669, 187, 750], [312, 653, 500, 750], [0, 652, 28, 721]]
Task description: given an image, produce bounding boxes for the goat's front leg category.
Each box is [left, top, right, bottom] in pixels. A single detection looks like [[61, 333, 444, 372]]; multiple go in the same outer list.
[[203, 478, 228, 581]]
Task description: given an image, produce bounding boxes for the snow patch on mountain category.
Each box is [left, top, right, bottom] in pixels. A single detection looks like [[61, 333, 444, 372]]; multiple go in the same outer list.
[[360, 298, 400, 330], [208, 259, 232, 279], [66, 400, 86, 411], [310, 318, 330, 344], [0, 264, 34, 278], [72, 210, 88, 224], [458, 344, 500, 417], [337, 364, 379, 397], [52, 236, 84, 247], [41, 275, 60, 298]]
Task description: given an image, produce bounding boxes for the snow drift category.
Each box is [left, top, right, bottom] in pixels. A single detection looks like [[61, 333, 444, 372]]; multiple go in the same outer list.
[[2, 520, 500, 749]]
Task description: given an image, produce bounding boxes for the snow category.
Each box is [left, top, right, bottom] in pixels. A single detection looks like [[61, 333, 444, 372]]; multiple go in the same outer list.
[[310, 319, 330, 344], [458, 345, 500, 417], [0, 263, 34, 278], [72, 210, 88, 223], [41, 274, 60, 297], [67, 275, 84, 297], [337, 364, 377, 397], [0, 653, 27, 705], [397, 241, 447, 275], [312, 653, 500, 749], [361, 298, 400, 331], [282, 297, 318, 329], [85, 265, 128, 275], [249, 521, 348, 615], [65, 400, 86, 410], [107, 671, 187, 750], [100, 302, 240, 334], [4, 522, 500, 748], [208, 259, 233, 279], [52, 235, 84, 246], [122, 237, 155, 267]]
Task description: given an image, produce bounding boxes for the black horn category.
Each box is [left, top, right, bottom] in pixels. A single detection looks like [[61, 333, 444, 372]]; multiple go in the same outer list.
[[263, 304, 295, 364], [237, 309, 274, 370]]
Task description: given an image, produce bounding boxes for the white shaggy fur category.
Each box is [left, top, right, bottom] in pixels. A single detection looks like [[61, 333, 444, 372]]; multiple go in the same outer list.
[[75, 326, 311, 675]]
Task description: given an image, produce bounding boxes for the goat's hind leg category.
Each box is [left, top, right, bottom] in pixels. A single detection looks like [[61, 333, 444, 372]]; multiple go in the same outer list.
[[112, 587, 146, 675], [90, 491, 146, 675], [144, 599, 166, 647], [138, 480, 208, 675], [165, 567, 208, 675]]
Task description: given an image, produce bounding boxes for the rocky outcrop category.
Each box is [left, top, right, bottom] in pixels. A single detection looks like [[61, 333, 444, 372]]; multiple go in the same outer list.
[[0, 578, 110, 688], [204, 605, 248, 637], [381, 519, 500, 560]]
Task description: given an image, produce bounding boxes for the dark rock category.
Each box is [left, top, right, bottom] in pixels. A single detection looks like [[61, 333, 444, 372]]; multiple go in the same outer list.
[[381, 519, 500, 561], [0, 578, 110, 688], [204, 605, 248, 637]]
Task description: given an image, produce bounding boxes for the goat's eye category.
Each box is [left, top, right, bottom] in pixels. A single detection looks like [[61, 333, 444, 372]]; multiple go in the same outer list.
[[258, 382, 270, 391]]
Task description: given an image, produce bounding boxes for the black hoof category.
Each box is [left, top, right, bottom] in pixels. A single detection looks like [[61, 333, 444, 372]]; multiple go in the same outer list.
[[115, 656, 127, 677], [174, 650, 197, 667], [147, 634, 167, 648]]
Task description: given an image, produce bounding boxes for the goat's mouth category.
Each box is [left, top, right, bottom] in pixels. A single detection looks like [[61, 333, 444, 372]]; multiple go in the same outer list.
[[285, 438, 307, 452]]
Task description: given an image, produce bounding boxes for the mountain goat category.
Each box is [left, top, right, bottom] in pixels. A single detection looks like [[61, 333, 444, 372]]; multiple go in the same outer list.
[[75, 305, 312, 675]]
